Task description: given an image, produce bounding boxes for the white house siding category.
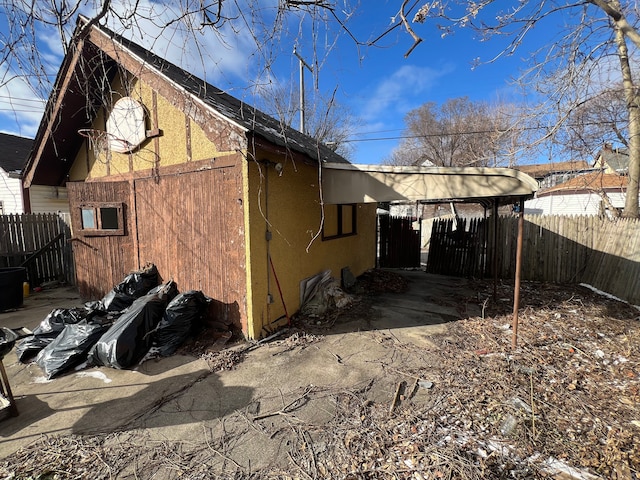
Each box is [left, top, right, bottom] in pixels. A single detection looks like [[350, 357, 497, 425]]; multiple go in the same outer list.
[[28, 185, 70, 216], [525, 192, 627, 216], [0, 168, 25, 214]]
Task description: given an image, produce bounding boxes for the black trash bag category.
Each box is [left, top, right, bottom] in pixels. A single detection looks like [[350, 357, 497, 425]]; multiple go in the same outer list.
[[100, 263, 159, 312], [36, 321, 110, 379], [89, 282, 174, 369], [16, 307, 96, 363], [153, 290, 212, 357], [147, 280, 179, 303], [0, 327, 19, 360]]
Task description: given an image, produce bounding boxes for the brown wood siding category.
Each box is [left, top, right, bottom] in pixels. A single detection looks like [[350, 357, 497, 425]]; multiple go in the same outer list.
[[67, 181, 135, 299], [134, 165, 247, 330]]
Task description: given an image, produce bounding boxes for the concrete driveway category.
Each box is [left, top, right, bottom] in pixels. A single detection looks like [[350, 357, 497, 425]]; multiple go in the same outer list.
[[0, 271, 482, 469]]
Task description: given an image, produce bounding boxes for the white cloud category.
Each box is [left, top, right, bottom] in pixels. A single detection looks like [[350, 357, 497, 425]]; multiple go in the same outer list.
[[0, 71, 46, 138], [360, 63, 454, 120]]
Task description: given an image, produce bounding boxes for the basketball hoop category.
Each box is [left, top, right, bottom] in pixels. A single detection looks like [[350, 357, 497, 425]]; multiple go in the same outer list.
[[78, 128, 132, 156]]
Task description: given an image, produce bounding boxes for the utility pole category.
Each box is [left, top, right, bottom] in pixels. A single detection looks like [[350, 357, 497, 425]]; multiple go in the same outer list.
[[293, 47, 313, 134]]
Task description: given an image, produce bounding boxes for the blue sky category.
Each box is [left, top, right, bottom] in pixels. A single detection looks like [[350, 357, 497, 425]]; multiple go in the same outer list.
[[0, 2, 545, 165]]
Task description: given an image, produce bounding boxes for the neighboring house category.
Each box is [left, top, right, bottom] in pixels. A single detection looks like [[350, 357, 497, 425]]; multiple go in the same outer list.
[[22, 17, 377, 340], [525, 171, 629, 216], [593, 144, 629, 174], [0, 133, 32, 214], [0, 132, 71, 217], [516, 160, 592, 190]]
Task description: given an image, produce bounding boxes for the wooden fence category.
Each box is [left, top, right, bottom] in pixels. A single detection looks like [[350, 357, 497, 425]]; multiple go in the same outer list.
[[428, 215, 640, 305], [0, 213, 75, 286], [492, 215, 640, 305], [426, 217, 486, 277]]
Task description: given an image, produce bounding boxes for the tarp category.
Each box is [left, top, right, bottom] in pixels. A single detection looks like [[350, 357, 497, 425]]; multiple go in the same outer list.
[[153, 290, 211, 357], [16, 308, 98, 362], [36, 321, 110, 379], [99, 263, 159, 312], [89, 282, 176, 369]]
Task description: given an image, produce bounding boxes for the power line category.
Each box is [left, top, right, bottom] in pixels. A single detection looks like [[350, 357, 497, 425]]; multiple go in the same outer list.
[[345, 121, 626, 144]]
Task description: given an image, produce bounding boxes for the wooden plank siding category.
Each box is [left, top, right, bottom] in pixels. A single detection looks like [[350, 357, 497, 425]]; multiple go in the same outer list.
[[0, 213, 74, 285], [67, 181, 135, 300], [134, 165, 247, 331]]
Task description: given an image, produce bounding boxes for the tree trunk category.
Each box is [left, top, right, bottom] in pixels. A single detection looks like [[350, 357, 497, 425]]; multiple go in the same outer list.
[[613, 7, 640, 217]]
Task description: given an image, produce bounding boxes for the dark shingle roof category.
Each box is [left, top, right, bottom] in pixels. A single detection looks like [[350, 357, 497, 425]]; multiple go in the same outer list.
[[97, 21, 348, 165], [0, 133, 33, 173]]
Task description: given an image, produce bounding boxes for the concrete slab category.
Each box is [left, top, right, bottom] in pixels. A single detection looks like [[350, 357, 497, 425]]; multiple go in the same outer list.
[[0, 270, 485, 468]]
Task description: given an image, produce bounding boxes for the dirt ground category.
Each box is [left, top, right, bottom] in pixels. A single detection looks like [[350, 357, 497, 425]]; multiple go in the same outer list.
[[0, 270, 638, 479]]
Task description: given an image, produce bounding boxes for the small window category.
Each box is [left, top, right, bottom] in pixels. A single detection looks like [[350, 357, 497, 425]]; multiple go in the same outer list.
[[78, 202, 125, 236], [322, 204, 357, 240]]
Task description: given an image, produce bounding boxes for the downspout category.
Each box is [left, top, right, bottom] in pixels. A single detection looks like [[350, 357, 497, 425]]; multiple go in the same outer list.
[[265, 163, 272, 322]]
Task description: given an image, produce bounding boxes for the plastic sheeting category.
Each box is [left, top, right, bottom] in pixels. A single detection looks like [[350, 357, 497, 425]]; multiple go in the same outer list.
[[15, 308, 97, 363], [88, 282, 175, 369], [0, 328, 19, 360], [153, 290, 212, 357], [99, 263, 159, 312], [36, 321, 110, 379]]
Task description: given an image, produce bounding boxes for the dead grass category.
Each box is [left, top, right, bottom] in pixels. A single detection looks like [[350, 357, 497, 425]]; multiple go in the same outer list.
[[1, 275, 638, 479]]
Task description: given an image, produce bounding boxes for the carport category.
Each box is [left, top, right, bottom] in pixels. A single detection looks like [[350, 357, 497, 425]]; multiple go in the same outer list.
[[322, 163, 539, 347]]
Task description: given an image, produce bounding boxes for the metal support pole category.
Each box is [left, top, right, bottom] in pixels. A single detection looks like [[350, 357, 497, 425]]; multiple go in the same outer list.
[[293, 48, 313, 135], [492, 200, 499, 301], [512, 197, 525, 348], [299, 59, 305, 134]]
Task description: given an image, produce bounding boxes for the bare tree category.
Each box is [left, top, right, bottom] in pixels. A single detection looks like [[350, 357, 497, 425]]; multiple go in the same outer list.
[[410, 0, 640, 217], [384, 97, 524, 167], [258, 82, 360, 160], [5, 1, 640, 217], [557, 85, 629, 160]]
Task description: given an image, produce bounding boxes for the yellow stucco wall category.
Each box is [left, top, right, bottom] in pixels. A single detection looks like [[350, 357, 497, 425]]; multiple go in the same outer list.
[[66, 69, 375, 340], [68, 72, 229, 181], [244, 152, 377, 339]]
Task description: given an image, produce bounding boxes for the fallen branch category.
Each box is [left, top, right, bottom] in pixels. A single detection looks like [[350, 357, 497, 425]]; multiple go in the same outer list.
[[389, 381, 406, 414], [253, 385, 314, 421]]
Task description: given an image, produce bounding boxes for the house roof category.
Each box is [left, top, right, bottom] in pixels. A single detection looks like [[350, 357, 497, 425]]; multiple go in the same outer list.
[[516, 160, 589, 179], [598, 147, 629, 172], [0, 133, 33, 174], [23, 17, 346, 187], [537, 171, 627, 197]]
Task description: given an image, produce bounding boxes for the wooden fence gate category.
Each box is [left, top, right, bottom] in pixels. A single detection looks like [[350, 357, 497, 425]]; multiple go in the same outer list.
[[0, 213, 74, 286], [426, 217, 486, 277], [378, 215, 421, 268]]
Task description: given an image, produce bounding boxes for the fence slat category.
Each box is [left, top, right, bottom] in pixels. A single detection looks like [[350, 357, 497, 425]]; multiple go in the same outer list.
[[427, 214, 640, 305], [0, 213, 74, 286]]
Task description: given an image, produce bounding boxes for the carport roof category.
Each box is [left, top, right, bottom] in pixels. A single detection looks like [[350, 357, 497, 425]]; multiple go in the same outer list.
[[322, 163, 538, 206]]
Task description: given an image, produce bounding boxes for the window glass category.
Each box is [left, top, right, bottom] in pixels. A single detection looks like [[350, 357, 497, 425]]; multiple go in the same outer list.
[[81, 208, 96, 229], [342, 205, 354, 234], [100, 207, 120, 229], [322, 204, 357, 240], [323, 204, 339, 237], [78, 202, 124, 236]]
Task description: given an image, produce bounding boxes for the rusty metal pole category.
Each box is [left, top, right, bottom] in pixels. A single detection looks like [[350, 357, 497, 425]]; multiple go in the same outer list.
[[512, 197, 525, 348], [492, 200, 499, 301]]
